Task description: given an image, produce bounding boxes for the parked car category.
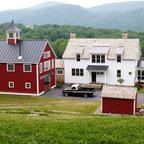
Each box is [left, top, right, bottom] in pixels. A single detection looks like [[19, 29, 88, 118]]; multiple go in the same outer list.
[[62, 84, 96, 97]]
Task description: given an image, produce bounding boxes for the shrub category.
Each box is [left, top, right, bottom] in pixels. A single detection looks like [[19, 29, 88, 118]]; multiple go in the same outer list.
[[137, 80, 142, 90]]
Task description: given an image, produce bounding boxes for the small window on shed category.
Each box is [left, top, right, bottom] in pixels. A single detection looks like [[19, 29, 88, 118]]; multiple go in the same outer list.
[[57, 69, 63, 75]]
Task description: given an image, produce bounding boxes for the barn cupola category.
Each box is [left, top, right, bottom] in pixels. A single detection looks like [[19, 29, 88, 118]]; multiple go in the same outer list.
[[6, 20, 21, 44]]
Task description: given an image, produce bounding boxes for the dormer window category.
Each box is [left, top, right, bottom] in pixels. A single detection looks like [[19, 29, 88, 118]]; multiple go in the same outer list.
[[76, 54, 80, 61], [92, 55, 105, 63], [9, 33, 13, 38], [117, 55, 121, 63]]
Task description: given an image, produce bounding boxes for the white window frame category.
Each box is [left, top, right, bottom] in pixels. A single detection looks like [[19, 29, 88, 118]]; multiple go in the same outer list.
[[25, 82, 31, 89], [9, 33, 13, 38], [23, 64, 32, 72], [40, 63, 43, 73], [7, 64, 15, 72], [43, 51, 50, 59], [92, 55, 105, 63], [9, 82, 14, 88], [52, 59, 54, 69], [57, 69, 63, 75]]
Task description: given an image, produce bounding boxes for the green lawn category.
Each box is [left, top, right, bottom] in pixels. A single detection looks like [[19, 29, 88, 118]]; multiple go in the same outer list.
[[0, 95, 144, 144], [138, 88, 144, 93]]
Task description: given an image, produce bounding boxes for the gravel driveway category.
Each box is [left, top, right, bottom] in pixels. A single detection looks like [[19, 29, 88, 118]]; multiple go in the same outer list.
[[41, 87, 144, 104]]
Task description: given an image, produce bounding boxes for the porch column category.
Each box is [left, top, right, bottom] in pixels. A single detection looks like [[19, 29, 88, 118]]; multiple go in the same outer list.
[[104, 71, 107, 85]]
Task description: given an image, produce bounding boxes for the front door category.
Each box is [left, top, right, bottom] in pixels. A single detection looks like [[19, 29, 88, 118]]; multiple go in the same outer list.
[[92, 72, 96, 83]]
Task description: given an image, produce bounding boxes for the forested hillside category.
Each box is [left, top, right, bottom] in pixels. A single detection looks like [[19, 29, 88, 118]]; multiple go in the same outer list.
[[0, 1, 144, 31], [0, 23, 144, 58]]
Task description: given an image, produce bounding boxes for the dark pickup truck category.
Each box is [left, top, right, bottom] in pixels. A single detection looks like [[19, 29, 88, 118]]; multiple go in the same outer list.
[[62, 84, 96, 97]]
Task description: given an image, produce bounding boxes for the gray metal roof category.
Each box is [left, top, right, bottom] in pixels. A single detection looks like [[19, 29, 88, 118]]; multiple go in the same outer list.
[[137, 60, 144, 68], [86, 65, 109, 71], [6, 20, 21, 32], [0, 40, 55, 64], [90, 46, 110, 54]]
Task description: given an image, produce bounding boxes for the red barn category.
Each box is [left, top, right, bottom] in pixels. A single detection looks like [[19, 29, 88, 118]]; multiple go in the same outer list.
[[0, 20, 56, 96], [101, 85, 137, 115]]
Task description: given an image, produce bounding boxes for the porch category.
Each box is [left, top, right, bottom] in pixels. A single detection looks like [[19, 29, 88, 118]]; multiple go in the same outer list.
[[86, 65, 109, 85]]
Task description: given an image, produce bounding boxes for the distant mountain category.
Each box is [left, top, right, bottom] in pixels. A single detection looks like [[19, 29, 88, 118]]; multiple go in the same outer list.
[[88, 1, 144, 13], [0, 1, 144, 31], [32, 1, 63, 9]]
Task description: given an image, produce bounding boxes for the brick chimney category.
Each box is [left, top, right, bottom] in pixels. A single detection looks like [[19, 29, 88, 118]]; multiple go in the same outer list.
[[122, 33, 128, 39], [70, 33, 76, 38]]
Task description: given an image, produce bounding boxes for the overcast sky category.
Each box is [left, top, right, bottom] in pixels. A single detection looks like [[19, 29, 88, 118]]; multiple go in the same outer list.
[[0, 0, 143, 11]]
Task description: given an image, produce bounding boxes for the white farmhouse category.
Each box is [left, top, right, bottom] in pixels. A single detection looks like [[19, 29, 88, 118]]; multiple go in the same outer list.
[[63, 34, 141, 86]]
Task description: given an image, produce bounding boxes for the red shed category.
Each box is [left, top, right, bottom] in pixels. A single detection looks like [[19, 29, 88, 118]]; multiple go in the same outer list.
[[101, 85, 137, 115], [0, 20, 56, 96]]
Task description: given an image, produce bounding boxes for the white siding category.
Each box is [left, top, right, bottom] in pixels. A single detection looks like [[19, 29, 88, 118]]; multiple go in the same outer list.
[[64, 57, 137, 86]]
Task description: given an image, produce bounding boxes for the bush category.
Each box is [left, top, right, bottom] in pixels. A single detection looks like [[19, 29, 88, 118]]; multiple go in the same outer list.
[[137, 80, 142, 90]]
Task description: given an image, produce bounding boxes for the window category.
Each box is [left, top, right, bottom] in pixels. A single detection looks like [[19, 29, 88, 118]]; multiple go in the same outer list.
[[92, 55, 105, 63], [43, 51, 50, 58], [76, 54, 80, 61], [72, 68, 84, 76], [40, 63, 43, 73], [97, 55, 100, 63], [16, 33, 19, 38], [129, 72, 132, 75], [24, 64, 31, 72], [44, 60, 50, 71], [117, 55, 121, 63], [72, 69, 75, 76], [9, 82, 14, 88], [57, 69, 63, 75], [9, 33, 13, 38], [7, 64, 15, 72], [101, 55, 105, 63], [138, 70, 144, 81], [52, 59, 54, 69], [80, 69, 84, 76], [117, 70, 121, 78], [25, 83, 31, 89], [76, 69, 79, 76], [92, 55, 95, 63]]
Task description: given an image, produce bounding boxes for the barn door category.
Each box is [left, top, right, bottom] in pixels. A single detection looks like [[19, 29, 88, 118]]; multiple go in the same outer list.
[[44, 75, 51, 91]]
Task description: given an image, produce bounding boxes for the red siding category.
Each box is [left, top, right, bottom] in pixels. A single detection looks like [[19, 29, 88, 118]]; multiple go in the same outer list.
[[8, 39, 19, 44], [102, 98, 134, 115], [0, 64, 37, 94], [38, 43, 56, 93]]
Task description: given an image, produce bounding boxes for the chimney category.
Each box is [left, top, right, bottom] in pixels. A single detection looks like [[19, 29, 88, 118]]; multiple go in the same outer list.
[[70, 33, 76, 38], [18, 40, 22, 59], [122, 33, 128, 39]]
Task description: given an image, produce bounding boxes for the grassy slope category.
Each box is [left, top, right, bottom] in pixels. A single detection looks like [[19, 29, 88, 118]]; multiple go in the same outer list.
[[0, 95, 144, 144]]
